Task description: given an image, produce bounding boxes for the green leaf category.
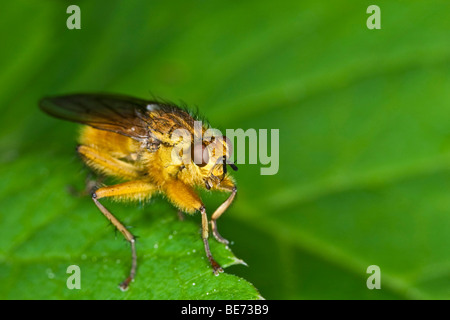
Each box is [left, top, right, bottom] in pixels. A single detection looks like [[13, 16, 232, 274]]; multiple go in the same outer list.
[[1, 0, 450, 300]]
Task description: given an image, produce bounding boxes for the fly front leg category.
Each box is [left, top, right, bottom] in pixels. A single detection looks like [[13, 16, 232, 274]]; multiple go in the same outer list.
[[200, 206, 223, 275], [210, 177, 237, 245]]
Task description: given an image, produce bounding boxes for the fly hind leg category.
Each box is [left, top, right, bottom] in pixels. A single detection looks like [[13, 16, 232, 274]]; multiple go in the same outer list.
[[67, 170, 105, 197], [93, 181, 157, 291], [77, 145, 141, 181], [76, 144, 155, 290]]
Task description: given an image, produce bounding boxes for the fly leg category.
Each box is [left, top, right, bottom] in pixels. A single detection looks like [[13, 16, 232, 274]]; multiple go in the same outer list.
[[164, 179, 223, 274], [210, 178, 237, 245], [77, 143, 155, 290], [67, 172, 105, 197], [201, 206, 223, 274], [93, 181, 157, 291]]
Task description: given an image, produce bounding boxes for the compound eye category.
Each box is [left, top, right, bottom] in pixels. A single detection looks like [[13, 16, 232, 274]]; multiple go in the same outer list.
[[191, 143, 209, 167]]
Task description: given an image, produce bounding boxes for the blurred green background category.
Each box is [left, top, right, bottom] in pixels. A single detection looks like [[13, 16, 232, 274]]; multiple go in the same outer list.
[[0, 0, 450, 299]]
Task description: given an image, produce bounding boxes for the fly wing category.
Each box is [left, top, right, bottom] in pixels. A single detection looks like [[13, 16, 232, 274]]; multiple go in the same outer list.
[[40, 93, 159, 142], [40, 93, 199, 151]]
